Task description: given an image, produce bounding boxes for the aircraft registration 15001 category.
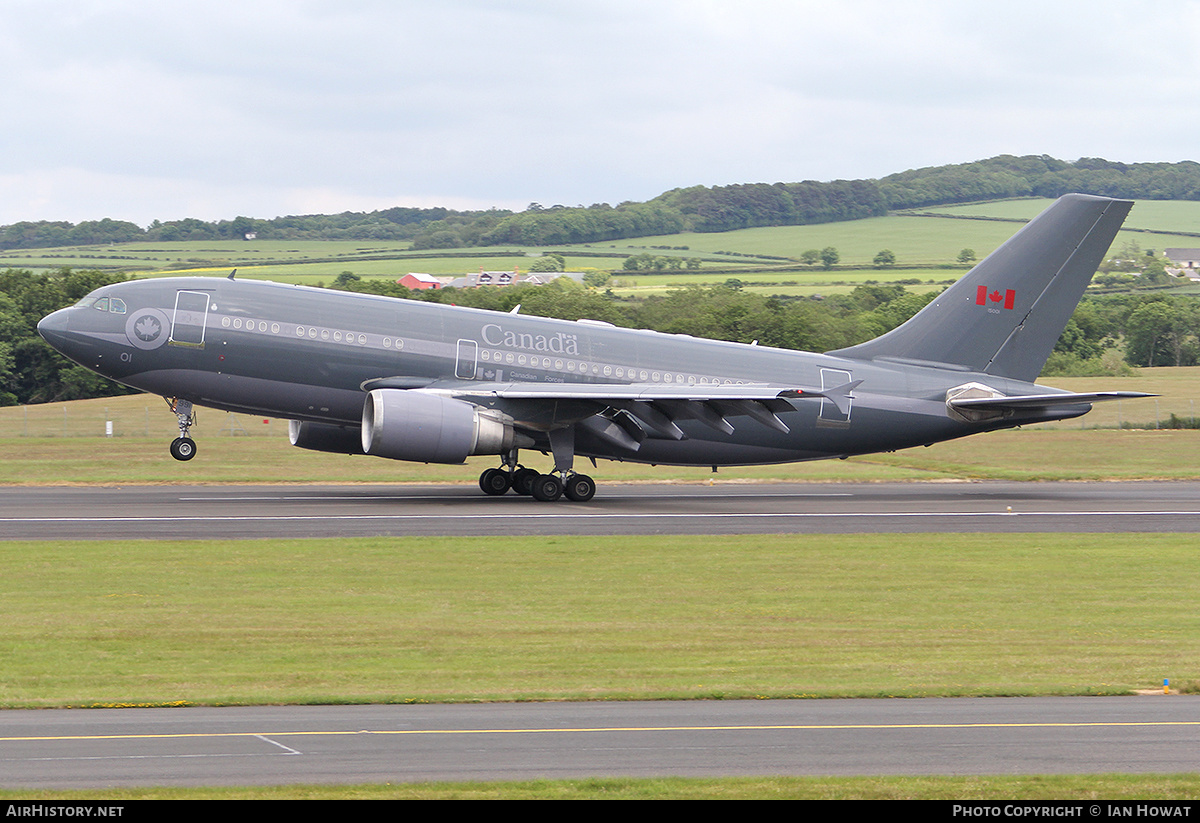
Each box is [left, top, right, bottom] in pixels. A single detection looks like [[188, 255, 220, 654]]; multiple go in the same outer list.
[[38, 193, 1151, 502]]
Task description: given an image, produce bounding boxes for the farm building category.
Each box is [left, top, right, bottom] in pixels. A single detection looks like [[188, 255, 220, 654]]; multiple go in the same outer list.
[[398, 272, 445, 290], [1164, 249, 1200, 281]]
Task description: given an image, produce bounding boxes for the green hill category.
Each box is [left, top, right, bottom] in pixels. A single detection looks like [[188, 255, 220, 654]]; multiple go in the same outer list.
[[5, 155, 1200, 253]]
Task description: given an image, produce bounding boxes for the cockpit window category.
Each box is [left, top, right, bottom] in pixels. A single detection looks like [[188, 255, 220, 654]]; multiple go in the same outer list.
[[77, 295, 126, 313]]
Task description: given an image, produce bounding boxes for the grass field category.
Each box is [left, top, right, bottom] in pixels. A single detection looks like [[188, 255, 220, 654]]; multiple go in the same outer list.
[[614, 214, 1022, 266], [3, 424, 1198, 485], [592, 199, 1200, 269], [3, 533, 1197, 708], [607, 268, 961, 298], [930, 197, 1200, 237], [4, 774, 1200, 800]]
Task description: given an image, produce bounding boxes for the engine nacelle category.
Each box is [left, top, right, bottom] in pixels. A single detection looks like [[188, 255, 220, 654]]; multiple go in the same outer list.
[[361, 389, 525, 464], [288, 420, 365, 455]]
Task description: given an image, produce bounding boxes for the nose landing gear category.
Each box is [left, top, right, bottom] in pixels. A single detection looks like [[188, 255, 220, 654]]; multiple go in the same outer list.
[[166, 397, 198, 461]]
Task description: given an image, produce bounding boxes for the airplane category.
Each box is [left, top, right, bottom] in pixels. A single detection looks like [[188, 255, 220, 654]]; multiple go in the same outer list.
[[37, 193, 1152, 502]]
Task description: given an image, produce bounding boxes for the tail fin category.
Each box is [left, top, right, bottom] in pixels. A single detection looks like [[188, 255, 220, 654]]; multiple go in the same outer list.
[[829, 193, 1132, 382]]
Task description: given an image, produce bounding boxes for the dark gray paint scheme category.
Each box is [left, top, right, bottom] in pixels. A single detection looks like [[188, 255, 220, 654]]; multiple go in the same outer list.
[[37, 194, 1148, 487]]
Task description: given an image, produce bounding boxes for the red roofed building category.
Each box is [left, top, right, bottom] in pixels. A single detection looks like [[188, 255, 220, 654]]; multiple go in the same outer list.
[[398, 272, 444, 290]]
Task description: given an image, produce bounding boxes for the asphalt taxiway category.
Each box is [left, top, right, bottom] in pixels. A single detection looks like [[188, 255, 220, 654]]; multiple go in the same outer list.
[[3, 480, 1200, 539], [2, 696, 1198, 788]]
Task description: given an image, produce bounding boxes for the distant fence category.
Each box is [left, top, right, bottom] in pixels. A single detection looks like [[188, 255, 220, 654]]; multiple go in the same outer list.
[[0, 394, 1192, 439], [0, 402, 282, 439]]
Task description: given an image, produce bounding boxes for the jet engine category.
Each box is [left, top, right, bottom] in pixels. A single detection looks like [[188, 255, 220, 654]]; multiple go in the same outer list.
[[361, 389, 528, 464], [288, 420, 365, 455]]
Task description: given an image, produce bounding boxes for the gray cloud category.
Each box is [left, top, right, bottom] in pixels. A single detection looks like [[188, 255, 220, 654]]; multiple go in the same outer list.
[[2, 0, 1198, 225]]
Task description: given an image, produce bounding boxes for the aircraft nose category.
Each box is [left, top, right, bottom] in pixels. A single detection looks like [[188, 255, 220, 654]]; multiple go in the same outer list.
[[37, 308, 73, 349]]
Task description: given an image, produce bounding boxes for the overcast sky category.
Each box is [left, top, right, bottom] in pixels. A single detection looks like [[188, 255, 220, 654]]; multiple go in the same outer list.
[[3, 0, 1199, 227]]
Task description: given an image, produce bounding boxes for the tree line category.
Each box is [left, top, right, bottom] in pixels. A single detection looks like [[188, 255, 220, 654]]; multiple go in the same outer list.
[[5, 267, 1197, 407], [7, 155, 1200, 252], [0, 207, 510, 250]]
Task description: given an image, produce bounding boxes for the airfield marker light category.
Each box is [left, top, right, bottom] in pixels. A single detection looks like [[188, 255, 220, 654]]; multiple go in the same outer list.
[[1165, 678, 1170, 694]]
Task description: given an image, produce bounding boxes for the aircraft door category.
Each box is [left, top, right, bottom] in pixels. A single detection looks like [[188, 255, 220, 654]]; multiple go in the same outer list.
[[169, 290, 211, 348], [456, 339, 478, 379]]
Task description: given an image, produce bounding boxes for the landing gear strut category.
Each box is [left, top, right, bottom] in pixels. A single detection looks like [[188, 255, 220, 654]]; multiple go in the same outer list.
[[166, 397, 198, 462]]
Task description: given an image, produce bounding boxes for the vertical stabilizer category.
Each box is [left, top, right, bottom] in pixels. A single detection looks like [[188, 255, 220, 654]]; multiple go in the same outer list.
[[829, 194, 1132, 382]]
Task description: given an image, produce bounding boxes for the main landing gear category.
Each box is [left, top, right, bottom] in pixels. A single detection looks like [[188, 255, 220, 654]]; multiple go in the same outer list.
[[478, 465, 597, 502], [478, 434, 597, 502], [166, 397, 198, 462]]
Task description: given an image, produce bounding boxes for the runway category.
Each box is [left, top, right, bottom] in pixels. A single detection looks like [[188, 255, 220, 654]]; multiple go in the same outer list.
[[2, 696, 1198, 788], [3, 480, 1200, 539]]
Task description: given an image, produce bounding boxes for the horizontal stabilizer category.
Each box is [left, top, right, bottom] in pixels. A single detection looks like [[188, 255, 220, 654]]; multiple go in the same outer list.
[[949, 390, 1156, 411]]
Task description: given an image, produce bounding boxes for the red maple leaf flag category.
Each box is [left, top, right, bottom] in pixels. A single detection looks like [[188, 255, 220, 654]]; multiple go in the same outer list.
[[976, 285, 1016, 310]]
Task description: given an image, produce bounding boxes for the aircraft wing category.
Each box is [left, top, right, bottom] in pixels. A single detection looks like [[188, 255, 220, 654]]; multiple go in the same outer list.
[[398, 379, 861, 442], [428, 381, 837, 401], [948, 390, 1155, 412]]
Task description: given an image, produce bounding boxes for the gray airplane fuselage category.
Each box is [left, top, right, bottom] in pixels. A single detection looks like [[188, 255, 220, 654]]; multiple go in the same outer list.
[[37, 275, 1080, 467]]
